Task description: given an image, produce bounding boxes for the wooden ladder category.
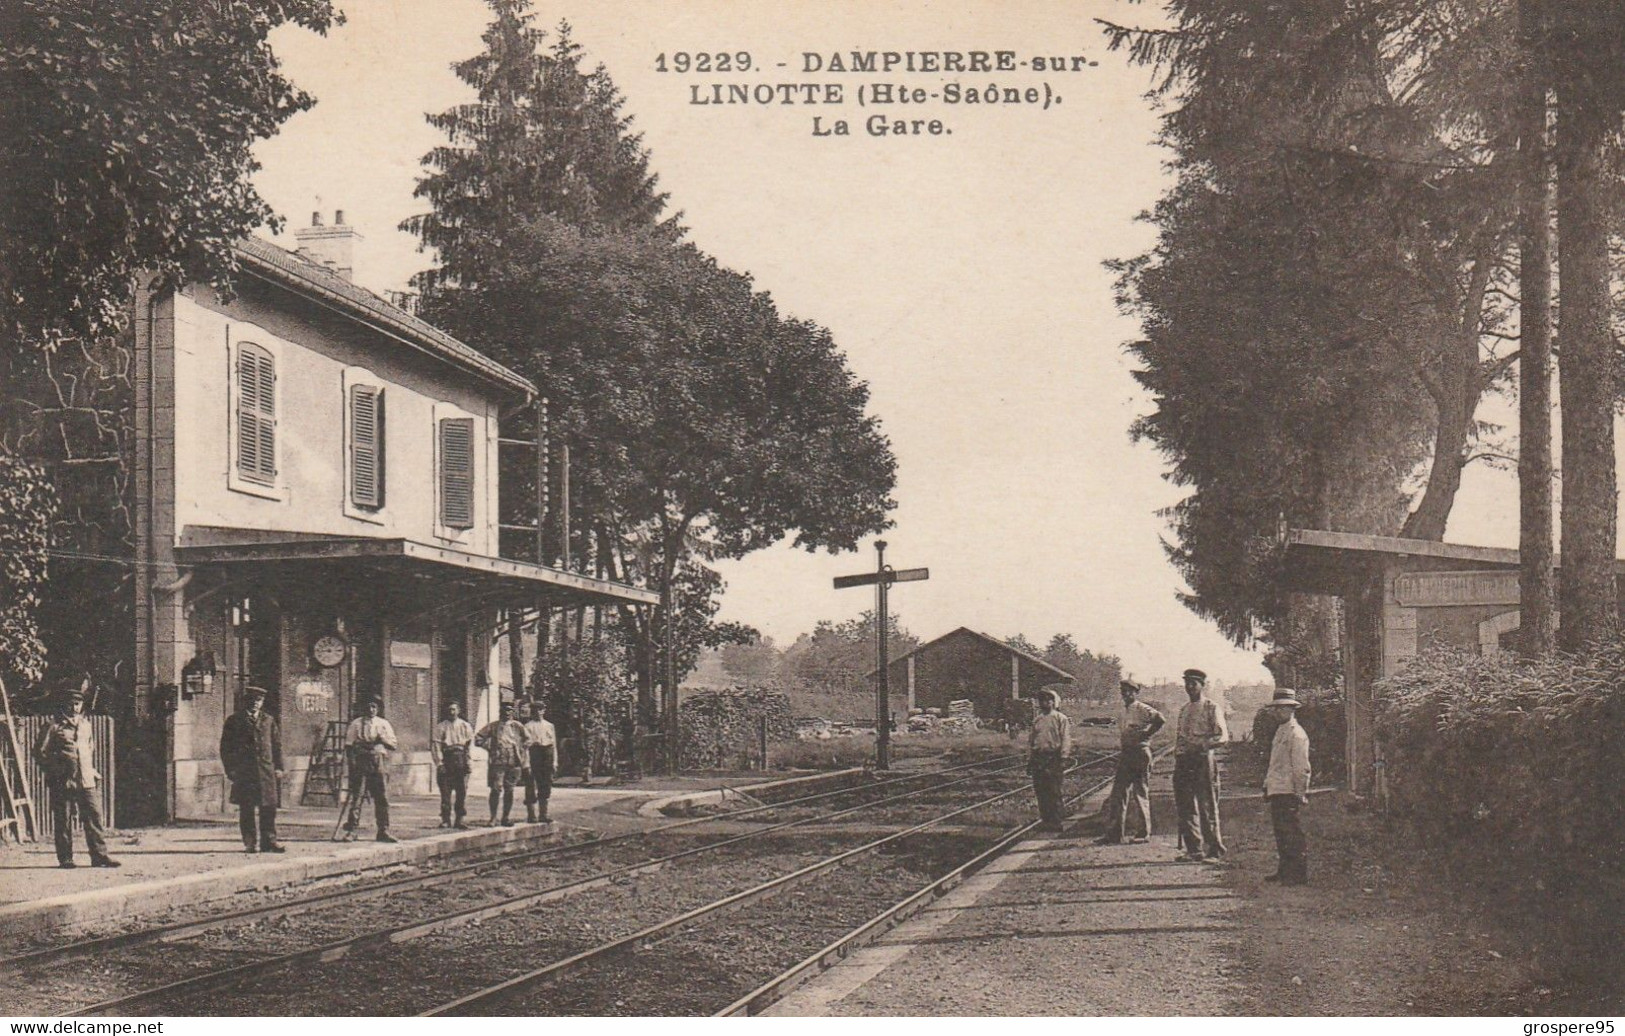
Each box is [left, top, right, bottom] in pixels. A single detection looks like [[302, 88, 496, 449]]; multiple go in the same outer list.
[[0, 676, 38, 843], [301, 719, 345, 806]]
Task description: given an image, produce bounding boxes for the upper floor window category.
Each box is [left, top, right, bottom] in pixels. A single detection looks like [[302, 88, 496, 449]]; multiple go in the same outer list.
[[235, 342, 276, 485], [349, 383, 385, 509], [439, 417, 475, 530]]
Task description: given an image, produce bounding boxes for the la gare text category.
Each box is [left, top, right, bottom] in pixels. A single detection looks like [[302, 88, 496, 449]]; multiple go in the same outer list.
[[813, 115, 949, 137]]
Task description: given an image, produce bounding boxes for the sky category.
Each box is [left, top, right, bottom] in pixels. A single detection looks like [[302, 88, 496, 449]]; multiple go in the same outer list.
[[250, 0, 1308, 685]]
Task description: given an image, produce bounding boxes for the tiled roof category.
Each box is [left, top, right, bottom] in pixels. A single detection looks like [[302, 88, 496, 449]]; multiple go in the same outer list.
[[233, 236, 534, 397], [873, 626, 1077, 682]]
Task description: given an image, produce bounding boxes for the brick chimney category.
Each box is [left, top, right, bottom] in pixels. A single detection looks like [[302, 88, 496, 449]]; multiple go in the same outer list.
[[293, 209, 362, 282]]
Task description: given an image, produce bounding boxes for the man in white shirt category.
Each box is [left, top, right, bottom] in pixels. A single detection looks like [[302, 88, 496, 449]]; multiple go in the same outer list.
[[521, 700, 558, 823], [1173, 668, 1228, 862], [343, 697, 398, 842], [432, 700, 475, 829], [1027, 689, 1073, 832], [1098, 680, 1164, 845], [1262, 688, 1312, 886]]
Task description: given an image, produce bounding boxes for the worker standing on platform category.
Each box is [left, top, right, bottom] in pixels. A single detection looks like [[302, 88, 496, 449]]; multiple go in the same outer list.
[[1262, 689, 1312, 885], [343, 697, 397, 843], [220, 685, 285, 853], [521, 699, 557, 824], [432, 700, 474, 829], [1097, 680, 1163, 845], [33, 683, 119, 869], [476, 699, 526, 827], [1173, 668, 1227, 862], [1028, 689, 1072, 832]]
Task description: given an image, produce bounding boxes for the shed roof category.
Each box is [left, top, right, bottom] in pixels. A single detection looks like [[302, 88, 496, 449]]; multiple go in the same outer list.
[[1284, 528, 1625, 596], [233, 237, 535, 398], [873, 626, 1075, 683]]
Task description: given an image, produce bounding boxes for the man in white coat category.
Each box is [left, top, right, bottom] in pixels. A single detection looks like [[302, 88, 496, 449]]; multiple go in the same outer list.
[[1262, 688, 1311, 886]]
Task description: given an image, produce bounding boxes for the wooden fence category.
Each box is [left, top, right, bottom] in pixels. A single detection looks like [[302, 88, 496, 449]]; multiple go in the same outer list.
[[6, 714, 117, 838]]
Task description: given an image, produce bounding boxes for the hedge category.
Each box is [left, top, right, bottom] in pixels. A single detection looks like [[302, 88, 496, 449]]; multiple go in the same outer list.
[[1376, 645, 1625, 956], [679, 688, 795, 770]]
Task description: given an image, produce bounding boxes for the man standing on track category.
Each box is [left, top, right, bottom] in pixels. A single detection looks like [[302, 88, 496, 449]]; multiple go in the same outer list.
[[1028, 688, 1072, 832], [1173, 668, 1227, 862], [220, 685, 285, 853], [343, 697, 398, 843], [33, 682, 119, 869], [1262, 689, 1312, 885], [432, 699, 474, 829], [1097, 680, 1163, 845], [476, 699, 526, 827]]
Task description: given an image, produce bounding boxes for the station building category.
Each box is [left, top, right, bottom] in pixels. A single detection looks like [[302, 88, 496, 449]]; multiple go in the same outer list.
[[132, 215, 656, 819]]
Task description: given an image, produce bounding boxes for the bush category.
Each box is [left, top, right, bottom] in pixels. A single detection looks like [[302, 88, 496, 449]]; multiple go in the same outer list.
[[680, 687, 794, 769], [1377, 646, 1625, 971]]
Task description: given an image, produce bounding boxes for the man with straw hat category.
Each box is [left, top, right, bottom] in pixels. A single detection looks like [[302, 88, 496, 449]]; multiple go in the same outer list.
[[1262, 688, 1312, 886]]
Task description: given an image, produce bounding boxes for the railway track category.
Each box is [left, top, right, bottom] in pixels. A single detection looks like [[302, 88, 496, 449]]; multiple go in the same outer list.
[[0, 751, 1021, 972], [425, 751, 1139, 1016], [718, 746, 1176, 1016], [8, 752, 1073, 1017]]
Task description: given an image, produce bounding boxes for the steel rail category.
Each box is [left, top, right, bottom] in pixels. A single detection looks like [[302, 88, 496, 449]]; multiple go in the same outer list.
[[420, 753, 1119, 1017], [716, 745, 1175, 1015], [8, 751, 1023, 973], [69, 753, 1060, 1017]]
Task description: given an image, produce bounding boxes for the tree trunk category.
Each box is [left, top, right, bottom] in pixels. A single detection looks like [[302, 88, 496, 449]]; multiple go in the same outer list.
[[506, 609, 526, 701], [1402, 250, 1497, 542], [1554, 74, 1618, 648], [1400, 354, 1472, 541], [1519, 0, 1557, 656]]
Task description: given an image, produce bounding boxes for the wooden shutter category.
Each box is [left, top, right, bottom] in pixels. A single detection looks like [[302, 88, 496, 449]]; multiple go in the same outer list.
[[439, 417, 475, 529], [350, 384, 385, 508], [236, 344, 276, 483]]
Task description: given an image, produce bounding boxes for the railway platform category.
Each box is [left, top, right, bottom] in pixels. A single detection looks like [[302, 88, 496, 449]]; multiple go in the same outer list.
[[767, 765, 1250, 1016], [0, 784, 664, 938]]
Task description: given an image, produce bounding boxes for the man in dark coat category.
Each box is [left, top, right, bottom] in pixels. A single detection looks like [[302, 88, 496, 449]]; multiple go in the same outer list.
[[221, 685, 285, 853]]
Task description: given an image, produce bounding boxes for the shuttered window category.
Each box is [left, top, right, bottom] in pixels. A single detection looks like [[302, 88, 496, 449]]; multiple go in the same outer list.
[[349, 384, 385, 509], [236, 343, 276, 484], [439, 417, 475, 530]]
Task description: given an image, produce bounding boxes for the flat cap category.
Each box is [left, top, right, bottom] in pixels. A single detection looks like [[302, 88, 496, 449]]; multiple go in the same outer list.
[[1119, 679, 1141, 695]]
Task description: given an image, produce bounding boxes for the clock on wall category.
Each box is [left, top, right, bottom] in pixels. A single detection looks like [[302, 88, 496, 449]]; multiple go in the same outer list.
[[312, 633, 349, 669]]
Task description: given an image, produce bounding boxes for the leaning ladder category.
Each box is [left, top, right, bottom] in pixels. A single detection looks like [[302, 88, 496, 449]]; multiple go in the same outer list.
[[301, 720, 346, 806], [0, 676, 38, 843]]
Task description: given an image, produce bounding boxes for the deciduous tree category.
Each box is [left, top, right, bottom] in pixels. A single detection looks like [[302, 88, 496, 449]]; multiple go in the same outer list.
[[0, 0, 338, 351]]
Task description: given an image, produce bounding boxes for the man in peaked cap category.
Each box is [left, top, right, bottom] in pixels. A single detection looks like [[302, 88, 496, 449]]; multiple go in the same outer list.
[[33, 681, 118, 868], [1027, 688, 1072, 832], [1097, 680, 1164, 845], [1173, 667, 1228, 862], [1262, 688, 1312, 885], [221, 685, 285, 853]]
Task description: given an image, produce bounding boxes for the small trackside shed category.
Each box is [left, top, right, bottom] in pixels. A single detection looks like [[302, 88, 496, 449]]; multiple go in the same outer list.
[[1281, 527, 1625, 799], [875, 627, 1074, 724]]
